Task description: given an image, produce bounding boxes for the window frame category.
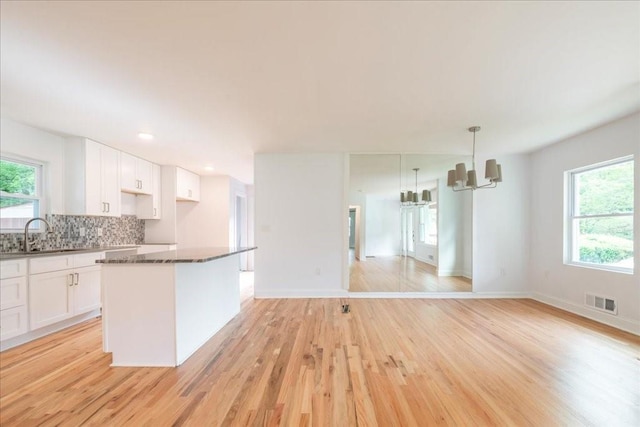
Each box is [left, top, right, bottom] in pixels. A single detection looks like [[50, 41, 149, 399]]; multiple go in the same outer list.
[[565, 155, 634, 274], [0, 155, 46, 233]]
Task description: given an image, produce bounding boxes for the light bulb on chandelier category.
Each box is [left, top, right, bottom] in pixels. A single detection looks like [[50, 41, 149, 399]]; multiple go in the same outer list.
[[447, 126, 502, 191]]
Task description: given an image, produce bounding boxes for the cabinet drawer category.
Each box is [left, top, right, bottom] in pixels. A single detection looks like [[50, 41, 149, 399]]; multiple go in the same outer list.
[[1, 305, 28, 341], [74, 252, 104, 268], [0, 276, 27, 310], [0, 259, 27, 279], [29, 255, 74, 274]]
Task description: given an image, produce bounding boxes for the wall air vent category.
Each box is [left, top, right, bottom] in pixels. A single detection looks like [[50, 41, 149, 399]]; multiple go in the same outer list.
[[585, 293, 618, 315]]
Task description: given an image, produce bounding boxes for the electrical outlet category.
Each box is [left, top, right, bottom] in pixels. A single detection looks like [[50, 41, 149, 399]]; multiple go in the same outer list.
[[315, 267, 321, 275], [97, 228, 103, 237], [79, 227, 86, 237]]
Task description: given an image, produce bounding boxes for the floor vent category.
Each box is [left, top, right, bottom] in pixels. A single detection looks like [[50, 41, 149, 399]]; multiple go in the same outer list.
[[585, 293, 618, 315]]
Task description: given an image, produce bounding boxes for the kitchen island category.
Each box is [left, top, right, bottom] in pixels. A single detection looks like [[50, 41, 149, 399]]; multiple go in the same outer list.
[[98, 247, 256, 367]]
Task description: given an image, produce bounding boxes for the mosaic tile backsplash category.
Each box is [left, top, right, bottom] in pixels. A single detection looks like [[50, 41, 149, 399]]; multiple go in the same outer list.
[[0, 214, 145, 253]]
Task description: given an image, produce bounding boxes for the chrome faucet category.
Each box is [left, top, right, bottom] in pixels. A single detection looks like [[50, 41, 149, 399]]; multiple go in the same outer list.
[[24, 217, 53, 252]]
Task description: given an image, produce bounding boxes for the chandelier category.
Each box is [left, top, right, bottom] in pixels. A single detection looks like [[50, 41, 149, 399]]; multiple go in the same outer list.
[[447, 126, 502, 191], [401, 168, 432, 205]]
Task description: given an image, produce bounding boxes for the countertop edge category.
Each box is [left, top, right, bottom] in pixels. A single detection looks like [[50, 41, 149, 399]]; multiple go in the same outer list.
[[0, 245, 140, 260], [97, 247, 257, 264]]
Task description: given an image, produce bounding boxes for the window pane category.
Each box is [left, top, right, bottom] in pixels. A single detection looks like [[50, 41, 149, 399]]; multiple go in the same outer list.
[[0, 159, 37, 196], [419, 207, 425, 242], [573, 216, 634, 268], [427, 208, 438, 245], [574, 160, 633, 216], [0, 198, 39, 230]]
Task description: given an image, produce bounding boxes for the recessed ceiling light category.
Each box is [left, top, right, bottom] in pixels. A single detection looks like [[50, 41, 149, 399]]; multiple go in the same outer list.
[[138, 132, 154, 140], [204, 166, 215, 171]]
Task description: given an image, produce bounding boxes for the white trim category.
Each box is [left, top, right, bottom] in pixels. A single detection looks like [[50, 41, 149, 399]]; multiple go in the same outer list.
[[531, 292, 640, 336], [348, 291, 529, 299], [565, 155, 634, 274], [0, 154, 46, 232], [0, 309, 100, 351], [254, 289, 350, 299], [254, 290, 529, 299]]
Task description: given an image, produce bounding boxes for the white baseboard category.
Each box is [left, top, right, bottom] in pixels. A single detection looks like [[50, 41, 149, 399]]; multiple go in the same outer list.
[[254, 289, 350, 299], [437, 269, 464, 277], [531, 292, 640, 336], [255, 290, 529, 299], [1, 310, 101, 352]]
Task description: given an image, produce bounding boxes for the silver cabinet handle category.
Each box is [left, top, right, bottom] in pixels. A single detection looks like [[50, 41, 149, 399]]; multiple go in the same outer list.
[[188, 189, 192, 197], [102, 202, 106, 213], [68, 274, 74, 287], [106, 202, 110, 213], [153, 208, 157, 217], [74, 273, 79, 286]]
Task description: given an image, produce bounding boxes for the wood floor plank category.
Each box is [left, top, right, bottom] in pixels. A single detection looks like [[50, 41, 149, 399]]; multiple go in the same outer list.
[[1, 292, 639, 426]]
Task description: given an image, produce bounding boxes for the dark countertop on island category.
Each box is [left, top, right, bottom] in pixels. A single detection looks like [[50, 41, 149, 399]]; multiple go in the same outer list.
[[96, 247, 257, 264]]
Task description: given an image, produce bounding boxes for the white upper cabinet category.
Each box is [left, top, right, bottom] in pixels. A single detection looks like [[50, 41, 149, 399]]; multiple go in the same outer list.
[[121, 152, 153, 195], [137, 163, 162, 219], [65, 138, 121, 217], [176, 167, 200, 202]]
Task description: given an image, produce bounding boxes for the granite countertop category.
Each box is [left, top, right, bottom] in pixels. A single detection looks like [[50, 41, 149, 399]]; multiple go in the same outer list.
[[97, 247, 257, 264], [0, 245, 140, 260]]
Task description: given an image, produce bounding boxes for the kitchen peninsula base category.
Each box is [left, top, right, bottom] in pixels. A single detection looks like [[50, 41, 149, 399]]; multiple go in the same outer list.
[[100, 247, 255, 367]]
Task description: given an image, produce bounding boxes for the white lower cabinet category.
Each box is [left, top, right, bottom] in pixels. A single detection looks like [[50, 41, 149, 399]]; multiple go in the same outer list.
[[0, 259, 28, 341], [0, 306, 28, 341], [29, 269, 74, 330], [29, 253, 103, 331]]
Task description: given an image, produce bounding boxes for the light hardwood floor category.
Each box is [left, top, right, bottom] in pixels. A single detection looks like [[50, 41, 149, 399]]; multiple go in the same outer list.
[[349, 254, 472, 292], [1, 295, 638, 425]]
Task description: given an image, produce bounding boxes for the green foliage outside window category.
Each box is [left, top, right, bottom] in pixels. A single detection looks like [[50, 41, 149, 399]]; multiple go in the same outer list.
[[574, 159, 634, 267], [0, 159, 36, 208]]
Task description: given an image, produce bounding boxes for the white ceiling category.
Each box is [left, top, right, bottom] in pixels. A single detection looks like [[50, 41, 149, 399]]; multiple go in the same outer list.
[[1, 1, 638, 184]]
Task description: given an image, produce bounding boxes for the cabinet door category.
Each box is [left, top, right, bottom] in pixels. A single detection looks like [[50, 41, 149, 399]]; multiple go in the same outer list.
[[137, 158, 153, 195], [0, 306, 28, 341], [152, 163, 162, 218], [85, 140, 104, 216], [189, 172, 200, 201], [29, 270, 73, 330], [101, 145, 121, 217], [120, 152, 138, 193], [136, 163, 162, 219], [0, 276, 27, 310], [0, 259, 27, 280], [74, 266, 102, 315], [176, 167, 200, 201]]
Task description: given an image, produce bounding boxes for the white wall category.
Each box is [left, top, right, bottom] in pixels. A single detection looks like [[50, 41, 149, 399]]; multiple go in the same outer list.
[[473, 153, 531, 295], [438, 180, 471, 276], [529, 113, 640, 334], [254, 153, 348, 297], [177, 176, 230, 248], [415, 243, 437, 266], [0, 118, 66, 214], [365, 197, 401, 257], [175, 175, 249, 252]]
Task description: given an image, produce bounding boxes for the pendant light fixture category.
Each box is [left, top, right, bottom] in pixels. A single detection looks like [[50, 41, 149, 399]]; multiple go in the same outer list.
[[401, 168, 432, 205], [447, 126, 502, 191]]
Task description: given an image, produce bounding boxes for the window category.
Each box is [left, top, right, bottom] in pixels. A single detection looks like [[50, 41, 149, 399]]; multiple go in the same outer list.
[[426, 205, 438, 245], [0, 156, 44, 231], [567, 156, 634, 273], [418, 206, 426, 242]]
